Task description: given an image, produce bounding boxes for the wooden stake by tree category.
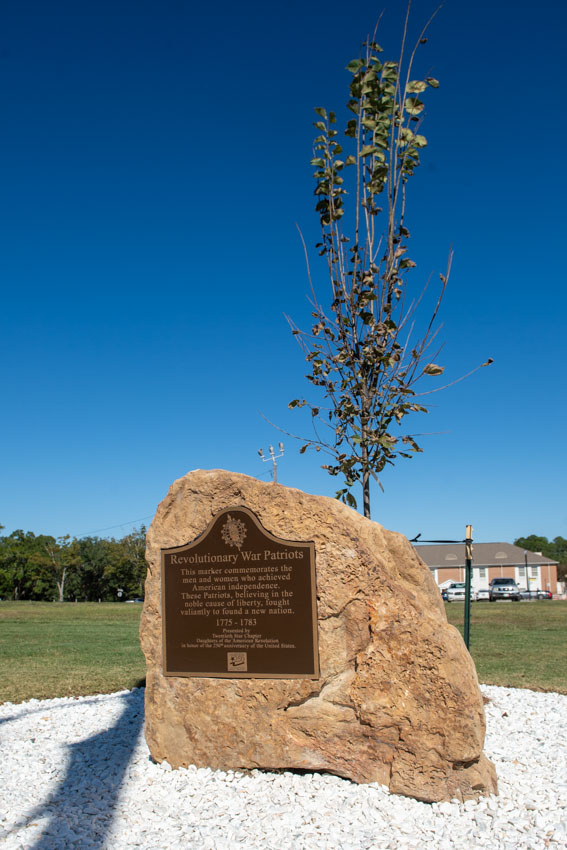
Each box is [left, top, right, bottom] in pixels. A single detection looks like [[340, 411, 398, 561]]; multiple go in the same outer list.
[[288, 13, 491, 518]]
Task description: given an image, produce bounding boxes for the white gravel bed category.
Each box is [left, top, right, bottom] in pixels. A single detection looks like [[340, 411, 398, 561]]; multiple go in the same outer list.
[[0, 684, 565, 850]]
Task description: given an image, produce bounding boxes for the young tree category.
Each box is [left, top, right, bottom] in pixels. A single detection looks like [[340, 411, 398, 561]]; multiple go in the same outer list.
[[288, 13, 490, 518]]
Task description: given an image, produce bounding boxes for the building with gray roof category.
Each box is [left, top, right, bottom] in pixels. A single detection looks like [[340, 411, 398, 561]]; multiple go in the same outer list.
[[414, 542, 558, 595]]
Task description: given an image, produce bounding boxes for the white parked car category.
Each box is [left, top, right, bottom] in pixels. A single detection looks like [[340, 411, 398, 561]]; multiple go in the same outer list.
[[445, 582, 466, 602], [474, 588, 490, 601]]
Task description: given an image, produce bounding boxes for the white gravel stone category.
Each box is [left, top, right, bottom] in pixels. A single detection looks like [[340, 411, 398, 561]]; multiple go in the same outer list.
[[0, 684, 566, 849]]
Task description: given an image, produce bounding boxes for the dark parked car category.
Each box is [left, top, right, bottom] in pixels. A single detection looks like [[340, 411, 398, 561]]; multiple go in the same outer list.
[[489, 578, 521, 602], [519, 588, 552, 600]]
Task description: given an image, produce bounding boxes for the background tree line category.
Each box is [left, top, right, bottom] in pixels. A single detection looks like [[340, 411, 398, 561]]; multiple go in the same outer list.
[[0, 525, 147, 602], [1, 524, 563, 602]]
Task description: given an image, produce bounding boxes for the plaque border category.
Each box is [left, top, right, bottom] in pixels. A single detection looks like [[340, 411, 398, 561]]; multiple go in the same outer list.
[[160, 505, 320, 680]]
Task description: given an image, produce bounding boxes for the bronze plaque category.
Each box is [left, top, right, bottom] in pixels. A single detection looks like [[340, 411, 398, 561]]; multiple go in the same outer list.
[[161, 506, 319, 679]]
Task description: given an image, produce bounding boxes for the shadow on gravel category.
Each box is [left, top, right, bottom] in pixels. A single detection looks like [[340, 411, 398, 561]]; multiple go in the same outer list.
[[0, 680, 146, 729], [25, 688, 145, 850]]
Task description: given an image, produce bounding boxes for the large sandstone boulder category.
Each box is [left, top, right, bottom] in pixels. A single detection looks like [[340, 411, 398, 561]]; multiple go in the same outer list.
[[140, 469, 497, 802]]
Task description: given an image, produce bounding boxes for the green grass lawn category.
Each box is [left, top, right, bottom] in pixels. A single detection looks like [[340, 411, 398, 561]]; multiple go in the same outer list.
[[445, 600, 567, 694], [1, 600, 565, 703], [0, 601, 146, 703]]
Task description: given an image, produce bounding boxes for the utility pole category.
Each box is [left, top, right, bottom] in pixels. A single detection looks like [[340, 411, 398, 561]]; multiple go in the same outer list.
[[258, 443, 284, 484], [524, 550, 530, 597]]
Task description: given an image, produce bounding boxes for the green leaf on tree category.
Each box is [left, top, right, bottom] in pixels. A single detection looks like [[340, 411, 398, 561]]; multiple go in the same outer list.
[[404, 97, 424, 115], [346, 59, 365, 73], [407, 80, 427, 93]]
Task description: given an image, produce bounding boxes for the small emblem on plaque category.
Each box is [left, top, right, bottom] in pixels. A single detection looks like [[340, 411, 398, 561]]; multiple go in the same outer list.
[[228, 652, 247, 671], [221, 514, 247, 550]]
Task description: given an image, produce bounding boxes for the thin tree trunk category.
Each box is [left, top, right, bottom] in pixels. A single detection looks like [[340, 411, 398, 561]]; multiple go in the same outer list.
[[361, 397, 372, 519], [362, 469, 371, 518], [57, 566, 66, 603], [361, 443, 371, 519]]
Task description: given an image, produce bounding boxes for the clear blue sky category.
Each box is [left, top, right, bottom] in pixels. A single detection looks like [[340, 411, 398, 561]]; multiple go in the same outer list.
[[2, 0, 565, 545]]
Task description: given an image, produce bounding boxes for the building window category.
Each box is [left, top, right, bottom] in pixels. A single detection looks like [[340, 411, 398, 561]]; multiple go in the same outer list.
[[530, 566, 538, 578], [479, 567, 486, 578], [519, 566, 526, 577]]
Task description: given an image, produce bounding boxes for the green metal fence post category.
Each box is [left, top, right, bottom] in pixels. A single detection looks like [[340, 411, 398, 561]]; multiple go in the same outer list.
[[464, 524, 473, 650]]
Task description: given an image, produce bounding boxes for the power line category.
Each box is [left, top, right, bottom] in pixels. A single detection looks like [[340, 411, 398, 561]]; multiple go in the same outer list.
[[76, 515, 154, 539]]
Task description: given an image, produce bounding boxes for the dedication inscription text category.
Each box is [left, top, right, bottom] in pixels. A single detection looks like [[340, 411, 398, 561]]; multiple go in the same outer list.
[[161, 507, 319, 678]]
